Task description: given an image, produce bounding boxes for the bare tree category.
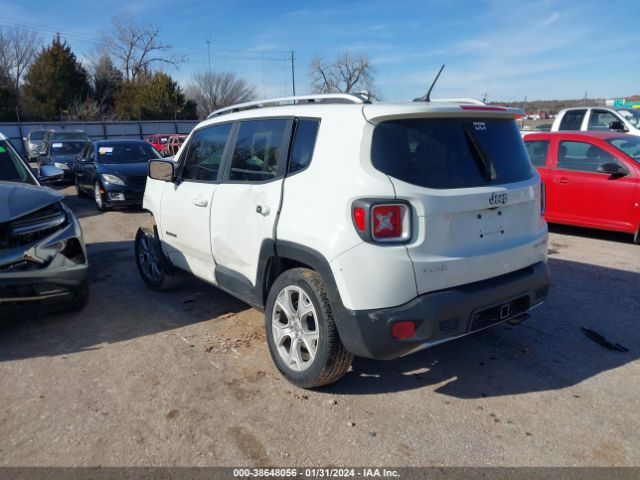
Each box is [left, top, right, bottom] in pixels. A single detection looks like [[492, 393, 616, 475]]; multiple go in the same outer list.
[[103, 14, 183, 81], [185, 71, 256, 118], [309, 52, 375, 95], [0, 26, 41, 91]]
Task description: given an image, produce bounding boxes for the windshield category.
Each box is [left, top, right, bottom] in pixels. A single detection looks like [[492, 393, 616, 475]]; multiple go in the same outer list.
[[371, 118, 534, 189], [0, 141, 37, 185], [50, 141, 86, 155], [97, 143, 161, 164], [29, 131, 46, 141], [617, 109, 640, 127], [54, 131, 88, 141], [607, 137, 640, 163]]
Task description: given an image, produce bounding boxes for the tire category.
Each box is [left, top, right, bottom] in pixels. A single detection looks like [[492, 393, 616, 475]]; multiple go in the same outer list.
[[75, 175, 87, 198], [61, 279, 89, 313], [135, 225, 184, 290], [94, 182, 107, 211], [265, 268, 353, 388]]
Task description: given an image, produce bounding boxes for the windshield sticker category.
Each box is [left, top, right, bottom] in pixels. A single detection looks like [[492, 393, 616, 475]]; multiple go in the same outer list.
[[99, 147, 114, 155], [52, 142, 63, 148], [0, 146, 5, 153]]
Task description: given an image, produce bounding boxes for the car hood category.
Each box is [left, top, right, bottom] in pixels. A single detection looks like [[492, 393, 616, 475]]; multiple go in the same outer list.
[[99, 162, 149, 178], [0, 181, 63, 223]]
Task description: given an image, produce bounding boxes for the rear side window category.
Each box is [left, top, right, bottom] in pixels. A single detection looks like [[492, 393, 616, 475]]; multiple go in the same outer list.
[[558, 110, 586, 130], [288, 119, 320, 174], [228, 119, 289, 182], [182, 123, 231, 182], [371, 118, 534, 189], [557, 141, 622, 173], [524, 140, 549, 167]]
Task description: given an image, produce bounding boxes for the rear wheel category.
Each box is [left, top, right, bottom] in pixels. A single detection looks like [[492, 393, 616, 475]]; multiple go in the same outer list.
[[265, 268, 353, 388], [135, 225, 184, 290]]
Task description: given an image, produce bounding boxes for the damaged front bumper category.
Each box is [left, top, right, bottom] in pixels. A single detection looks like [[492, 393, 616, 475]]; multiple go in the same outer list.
[[0, 202, 88, 312]]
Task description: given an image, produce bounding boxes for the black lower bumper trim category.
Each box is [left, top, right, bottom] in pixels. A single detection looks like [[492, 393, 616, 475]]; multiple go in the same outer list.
[[334, 262, 551, 360]]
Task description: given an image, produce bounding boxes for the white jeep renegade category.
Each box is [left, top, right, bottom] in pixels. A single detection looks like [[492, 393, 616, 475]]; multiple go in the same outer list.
[[136, 94, 550, 388]]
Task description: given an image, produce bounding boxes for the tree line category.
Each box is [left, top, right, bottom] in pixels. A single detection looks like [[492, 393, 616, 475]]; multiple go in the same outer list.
[[0, 15, 376, 123]]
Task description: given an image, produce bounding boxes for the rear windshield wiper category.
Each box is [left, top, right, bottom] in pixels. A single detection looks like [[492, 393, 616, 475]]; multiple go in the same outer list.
[[463, 126, 496, 182]]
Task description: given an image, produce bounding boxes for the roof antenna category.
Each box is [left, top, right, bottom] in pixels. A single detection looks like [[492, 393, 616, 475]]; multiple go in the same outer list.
[[414, 64, 445, 102]]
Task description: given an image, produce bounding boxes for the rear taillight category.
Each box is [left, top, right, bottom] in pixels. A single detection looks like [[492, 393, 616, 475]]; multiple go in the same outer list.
[[540, 182, 546, 216], [351, 200, 411, 243]]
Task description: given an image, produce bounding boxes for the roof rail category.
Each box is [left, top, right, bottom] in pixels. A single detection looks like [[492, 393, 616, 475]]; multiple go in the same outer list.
[[430, 98, 486, 105], [207, 93, 370, 118]]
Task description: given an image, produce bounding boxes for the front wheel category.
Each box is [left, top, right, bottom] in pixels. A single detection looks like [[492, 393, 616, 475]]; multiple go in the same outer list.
[[135, 226, 184, 290], [265, 268, 353, 388]]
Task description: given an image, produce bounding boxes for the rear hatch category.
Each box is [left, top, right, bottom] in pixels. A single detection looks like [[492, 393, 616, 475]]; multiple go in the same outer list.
[[365, 106, 546, 294]]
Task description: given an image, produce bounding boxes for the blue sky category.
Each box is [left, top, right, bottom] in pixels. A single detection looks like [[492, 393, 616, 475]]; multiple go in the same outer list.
[[2, 0, 639, 102]]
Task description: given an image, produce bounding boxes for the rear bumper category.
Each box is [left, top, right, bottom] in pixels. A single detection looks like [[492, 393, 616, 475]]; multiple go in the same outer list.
[[335, 261, 550, 360]]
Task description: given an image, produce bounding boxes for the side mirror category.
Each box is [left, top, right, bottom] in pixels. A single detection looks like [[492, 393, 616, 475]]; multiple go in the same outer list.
[[597, 162, 627, 177], [38, 165, 65, 183], [148, 159, 175, 182], [608, 120, 627, 132]]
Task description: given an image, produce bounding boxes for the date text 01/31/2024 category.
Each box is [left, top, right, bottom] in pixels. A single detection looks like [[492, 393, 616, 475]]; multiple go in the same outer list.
[[232, 468, 401, 478]]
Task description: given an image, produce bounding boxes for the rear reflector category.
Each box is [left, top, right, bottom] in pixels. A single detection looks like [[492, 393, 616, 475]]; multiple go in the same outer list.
[[353, 207, 366, 231], [392, 321, 415, 339]]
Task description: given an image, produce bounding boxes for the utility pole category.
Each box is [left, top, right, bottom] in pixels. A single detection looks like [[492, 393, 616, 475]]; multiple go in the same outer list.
[[291, 51, 296, 96], [206, 38, 212, 73]]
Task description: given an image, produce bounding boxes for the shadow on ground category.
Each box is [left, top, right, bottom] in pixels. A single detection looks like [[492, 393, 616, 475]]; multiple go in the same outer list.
[[322, 256, 639, 398], [0, 240, 249, 362]]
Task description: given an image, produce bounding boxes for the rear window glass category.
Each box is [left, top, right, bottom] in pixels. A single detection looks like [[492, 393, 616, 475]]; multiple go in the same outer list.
[[524, 140, 549, 167], [558, 110, 586, 130], [371, 118, 534, 189]]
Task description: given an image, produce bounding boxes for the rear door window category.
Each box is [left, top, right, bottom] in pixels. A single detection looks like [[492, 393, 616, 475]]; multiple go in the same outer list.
[[524, 140, 550, 167], [227, 119, 290, 182], [371, 118, 534, 189], [558, 110, 586, 130]]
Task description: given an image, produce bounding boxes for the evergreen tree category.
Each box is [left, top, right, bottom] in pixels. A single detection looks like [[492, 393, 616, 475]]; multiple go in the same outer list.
[[22, 35, 90, 120], [0, 69, 17, 121], [114, 71, 197, 120], [93, 55, 122, 117]]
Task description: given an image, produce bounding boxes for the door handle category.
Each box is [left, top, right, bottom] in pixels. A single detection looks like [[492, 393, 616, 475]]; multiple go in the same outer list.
[[192, 198, 208, 207], [558, 177, 569, 184], [255, 205, 270, 216]]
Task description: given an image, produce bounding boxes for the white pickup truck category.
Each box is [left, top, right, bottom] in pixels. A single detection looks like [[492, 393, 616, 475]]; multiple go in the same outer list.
[[551, 106, 640, 136]]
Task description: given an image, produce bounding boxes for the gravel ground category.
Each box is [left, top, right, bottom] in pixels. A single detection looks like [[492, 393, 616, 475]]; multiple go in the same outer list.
[[1, 185, 638, 467]]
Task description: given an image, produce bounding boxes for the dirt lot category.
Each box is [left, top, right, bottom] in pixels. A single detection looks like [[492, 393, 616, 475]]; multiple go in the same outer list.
[[1, 186, 639, 467]]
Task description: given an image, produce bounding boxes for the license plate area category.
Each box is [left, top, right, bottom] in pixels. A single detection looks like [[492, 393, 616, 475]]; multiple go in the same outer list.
[[478, 209, 504, 238], [470, 295, 530, 332]]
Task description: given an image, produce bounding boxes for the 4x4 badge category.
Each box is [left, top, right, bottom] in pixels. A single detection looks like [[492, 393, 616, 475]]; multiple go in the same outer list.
[[489, 192, 508, 205]]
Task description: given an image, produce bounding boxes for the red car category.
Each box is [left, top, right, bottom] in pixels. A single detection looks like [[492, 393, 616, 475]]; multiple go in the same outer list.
[[523, 131, 640, 243], [144, 134, 171, 156]]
